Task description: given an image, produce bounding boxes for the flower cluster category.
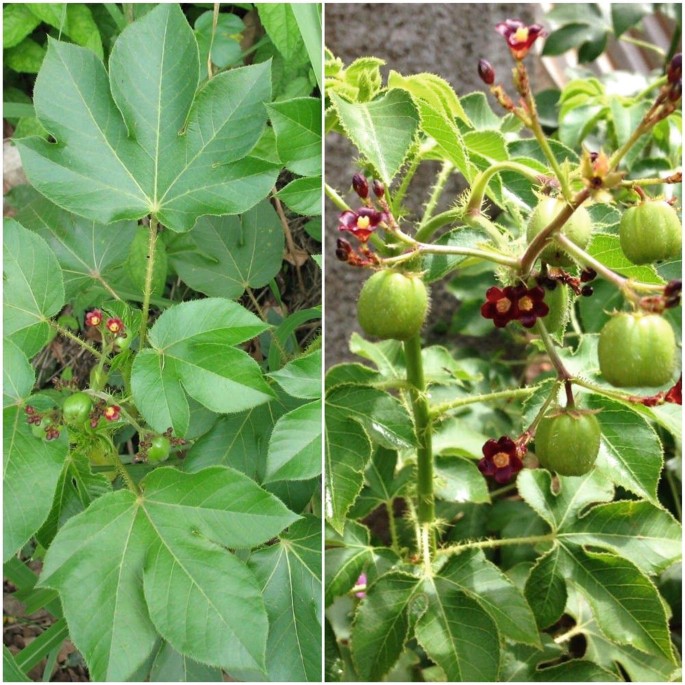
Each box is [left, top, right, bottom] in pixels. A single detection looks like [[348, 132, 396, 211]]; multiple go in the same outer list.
[[495, 19, 545, 61], [631, 374, 682, 407], [338, 207, 384, 243], [478, 436, 525, 484], [481, 285, 549, 328], [538, 267, 595, 298]]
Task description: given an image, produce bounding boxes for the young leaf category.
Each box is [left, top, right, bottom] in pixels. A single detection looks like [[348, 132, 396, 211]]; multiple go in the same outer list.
[[277, 176, 322, 216], [4, 219, 65, 358], [17, 4, 278, 232], [329, 90, 419, 186], [131, 298, 274, 435], [269, 348, 322, 400], [524, 545, 567, 629], [3, 339, 34, 407]]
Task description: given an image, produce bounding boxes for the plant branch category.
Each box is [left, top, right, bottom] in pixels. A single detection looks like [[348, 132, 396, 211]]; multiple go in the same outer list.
[[272, 188, 305, 292], [325, 183, 351, 211], [536, 319, 572, 382], [430, 385, 540, 419], [138, 218, 159, 348], [437, 532, 556, 555], [381, 241, 519, 269], [49, 321, 104, 362], [420, 161, 454, 227], [392, 149, 422, 215], [403, 334, 436, 558], [414, 207, 462, 243], [619, 34, 665, 56]]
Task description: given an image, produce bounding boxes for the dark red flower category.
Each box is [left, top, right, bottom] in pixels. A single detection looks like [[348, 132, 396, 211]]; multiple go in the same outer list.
[[85, 309, 103, 327], [665, 375, 682, 405], [104, 405, 121, 422], [478, 436, 524, 484], [516, 285, 549, 327], [496, 19, 545, 60], [481, 286, 520, 327], [338, 207, 384, 242], [106, 317, 124, 334]]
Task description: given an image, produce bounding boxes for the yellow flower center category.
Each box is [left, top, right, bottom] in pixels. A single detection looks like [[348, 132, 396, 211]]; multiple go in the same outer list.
[[493, 451, 510, 468], [496, 298, 512, 314], [514, 26, 529, 43], [357, 216, 371, 230], [519, 296, 533, 312]]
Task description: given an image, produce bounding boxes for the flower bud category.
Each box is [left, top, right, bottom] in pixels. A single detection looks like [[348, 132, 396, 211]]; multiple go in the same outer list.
[[478, 59, 495, 85], [335, 238, 352, 262], [667, 53, 682, 84], [372, 179, 385, 199], [352, 173, 369, 199]]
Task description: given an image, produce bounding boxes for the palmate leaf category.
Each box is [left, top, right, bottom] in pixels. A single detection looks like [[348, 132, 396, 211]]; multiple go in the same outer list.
[[248, 516, 322, 682], [131, 298, 274, 436], [16, 4, 278, 232], [519, 470, 680, 666], [3, 219, 65, 358], [38, 466, 299, 681]]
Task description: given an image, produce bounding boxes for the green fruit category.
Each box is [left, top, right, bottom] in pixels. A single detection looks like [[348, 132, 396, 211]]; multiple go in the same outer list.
[[619, 201, 682, 265], [526, 197, 592, 266], [147, 436, 171, 463], [598, 312, 677, 387], [114, 333, 132, 352], [541, 284, 569, 334], [62, 392, 93, 426], [535, 410, 601, 476], [357, 270, 429, 341]]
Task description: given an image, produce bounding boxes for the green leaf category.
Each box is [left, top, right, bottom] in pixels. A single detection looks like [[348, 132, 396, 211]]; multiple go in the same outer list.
[[3, 646, 30, 682], [422, 228, 493, 283], [543, 23, 601, 56], [588, 234, 664, 284], [559, 546, 675, 663], [5, 37, 46, 73], [269, 348, 322, 399], [131, 298, 274, 436], [464, 130, 508, 161], [350, 571, 422, 680], [149, 642, 222, 682], [4, 219, 65, 358], [167, 199, 284, 299], [277, 175, 322, 215], [267, 97, 321, 177], [27, 3, 103, 58], [434, 456, 490, 504], [524, 546, 567, 629], [3, 4, 41, 49], [325, 521, 374, 606], [611, 3, 651, 36], [290, 3, 322, 90], [256, 3, 307, 66], [3, 339, 35, 407], [589, 395, 664, 504], [39, 466, 298, 679], [562, 500, 681, 575], [17, 5, 278, 232], [416, 576, 500, 681], [438, 550, 540, 646], [249, 516, 322, 681], [264, 399, 322, 483], [11, 186, 137, 301], [499, 635, 564, 681], [533, 660, 621, 681], [4, 405, 68, 561], [330, 90, 419, 186]]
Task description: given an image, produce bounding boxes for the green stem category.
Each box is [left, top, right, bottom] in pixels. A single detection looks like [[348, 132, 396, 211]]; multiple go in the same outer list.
[[466, 161, 544, 216], [111, 449, 140, 495], [49, 321, 104, 362], [609, 120, 650, 170], [518, 188, 591, 276], [385, 500, 400, 555], [420, 161, 454, 226], [430, 385, 539, 419], [488, 483, 518, 499], [438, 532, 556, 555], [414, 208, 462, 243], [634, 75, 668, 101], [554, 233, 663, 296], [392, 149, 421, 215], [622, 173, 682, 187], [464, 213, 506, 248], [325, 183, 351, 211], [138, 218, 159, 348], [619, 34, 665, 56], [403, 334, 435, 556], [665, 468, 682, 521], [536, 319, 571, 382]]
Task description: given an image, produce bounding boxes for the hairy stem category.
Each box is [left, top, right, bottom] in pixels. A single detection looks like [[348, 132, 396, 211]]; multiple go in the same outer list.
[[420, 161, 454, 227], [430, 385, 540, 419], [325, 183, 351, 211], [438, 532, 556, 555], [49, 321, 104, 362], [536, 319, 572, 382], [392, 149, 422, 215], [403, 334, 436, 557], [138, 218, 159, 348]]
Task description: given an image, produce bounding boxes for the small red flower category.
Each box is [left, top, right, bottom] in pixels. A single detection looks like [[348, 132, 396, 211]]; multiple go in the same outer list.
[[481, 285, 521, 328], [665, 375, 682, 405], [85, 309, 103, 327], [106, 317, 124, 334], [338, 208, 384, 243], [104, 405, 121, 422], [478, 436, 524, 484], [516, 285, 549, 328], [495, 19, 545, 60], [354, 572, 367, 599]]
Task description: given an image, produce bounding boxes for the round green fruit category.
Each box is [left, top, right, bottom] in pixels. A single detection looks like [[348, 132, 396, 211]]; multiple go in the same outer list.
[[357, 270, 429, 341], [62, 392, 93, 426], [598, 312, 677, 387], [147, 436, 171, 463], [619, 201, 682, 265], [535, 410, 601, 476], [526, 197, 592, 266]]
